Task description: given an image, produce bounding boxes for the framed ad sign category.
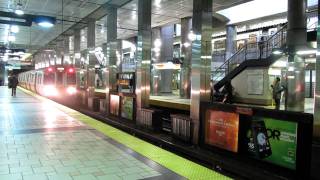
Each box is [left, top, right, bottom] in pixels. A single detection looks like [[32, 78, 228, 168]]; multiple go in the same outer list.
[[110, 94, 120, 116], [247, 69, 264, 95], [121, 96, 134, 120], [205, 110, 240, 153]]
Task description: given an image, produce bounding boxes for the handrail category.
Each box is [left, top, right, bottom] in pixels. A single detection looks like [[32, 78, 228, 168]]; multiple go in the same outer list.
[[212, 23, 288, 81]]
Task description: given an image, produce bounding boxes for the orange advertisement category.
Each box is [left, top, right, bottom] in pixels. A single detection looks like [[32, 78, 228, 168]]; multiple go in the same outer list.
[[205, 110, 239, 152]]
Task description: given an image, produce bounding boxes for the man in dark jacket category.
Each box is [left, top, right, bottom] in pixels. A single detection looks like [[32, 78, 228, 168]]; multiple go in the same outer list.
[[271, 77, 284, 110], [11, 75, 19, 96]]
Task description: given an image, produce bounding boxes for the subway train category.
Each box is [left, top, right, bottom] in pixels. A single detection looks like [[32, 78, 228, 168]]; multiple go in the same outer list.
[[18, 65, 77, 97]]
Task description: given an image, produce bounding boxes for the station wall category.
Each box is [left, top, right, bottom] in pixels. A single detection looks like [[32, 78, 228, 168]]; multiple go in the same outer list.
[[232, 67, 273, 105]]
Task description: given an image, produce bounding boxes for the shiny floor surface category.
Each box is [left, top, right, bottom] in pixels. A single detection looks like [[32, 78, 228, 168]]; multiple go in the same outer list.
[[0, 87, 229, 180]]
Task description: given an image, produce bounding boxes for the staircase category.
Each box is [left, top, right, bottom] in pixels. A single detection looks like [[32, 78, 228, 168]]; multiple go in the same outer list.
[[213, 24, 288, 91]]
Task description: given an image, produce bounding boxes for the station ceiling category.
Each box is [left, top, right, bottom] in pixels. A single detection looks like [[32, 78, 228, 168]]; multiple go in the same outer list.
[[0, 0, 250, 54]]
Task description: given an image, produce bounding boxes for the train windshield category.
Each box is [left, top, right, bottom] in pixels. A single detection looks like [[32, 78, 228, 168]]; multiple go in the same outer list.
[[57, 72, 63, 85], [67, 73, 76, 85], [44, 73, 55, 85]]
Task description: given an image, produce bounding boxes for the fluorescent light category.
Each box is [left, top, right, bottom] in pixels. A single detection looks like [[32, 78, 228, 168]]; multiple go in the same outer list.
[[296, 50, 317, 55], [154, 39, 162, 48], [15, 9, 24, 15], [272, 50, 283, 55], [38, 22, 54, 28], [272, 60, 287, 67], [217, 0, 287, 24], [188, 31, 196, 41], [10, 26, 19, 33]]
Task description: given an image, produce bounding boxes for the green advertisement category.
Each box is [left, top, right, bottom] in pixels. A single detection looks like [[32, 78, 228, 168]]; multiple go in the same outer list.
[[245, 117, 297, 170], [121, 97, 133, 120]]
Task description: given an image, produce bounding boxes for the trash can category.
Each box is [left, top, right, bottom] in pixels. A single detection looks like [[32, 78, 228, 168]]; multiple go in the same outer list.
[[171, 114, 191, 142], [100, 99, 106, 113], [88, 97, 100, 112], [137, 108, 162, 131]]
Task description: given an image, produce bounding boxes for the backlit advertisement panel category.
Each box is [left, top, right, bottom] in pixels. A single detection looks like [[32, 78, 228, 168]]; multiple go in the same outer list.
[[205, 110, 239, 152], [110, 95, 120, 116], [242, 117, 297, 170], [121, 96, 134, 120]]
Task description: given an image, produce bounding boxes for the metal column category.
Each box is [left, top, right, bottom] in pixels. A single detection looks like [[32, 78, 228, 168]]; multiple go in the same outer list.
[[151, 27, 161, 95], [87, 19, 96, 97], [225, 25, 237, 60], [105, 7, 120, 115], [136, 0, 152, 114], [286, 0, 307, 112], [63, 37, 70, 65], [180, 17, 192, 98], [314, 1, 320, 140], [190, 0, 213, 144], [160, 25, 174, 93], [74, 29, 81, 89]]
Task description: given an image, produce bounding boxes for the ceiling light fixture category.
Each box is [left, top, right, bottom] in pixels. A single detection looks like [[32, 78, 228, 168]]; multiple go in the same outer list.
[[33, 16, 56, 28], [15, 0, 24, 15], [10, 25, 19, 33]]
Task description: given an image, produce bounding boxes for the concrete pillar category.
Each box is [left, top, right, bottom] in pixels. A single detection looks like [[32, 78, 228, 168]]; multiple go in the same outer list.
[[74, 29, 81, 89], [105, 7, 120, 115], [190, 0, 213, 144], [151, 27, 161, 95], [87, 19, 96, 97], [286, 0, 306, 112], [136, 0, 151, 111], [225, 25, 237, 60], [180, 17, 192, 98], [160, 25, 174, 93], [63, 37, 70, 65], [314, 2, 320, 140], [56, 41, 64, 65], [152, 28, 161, 63]]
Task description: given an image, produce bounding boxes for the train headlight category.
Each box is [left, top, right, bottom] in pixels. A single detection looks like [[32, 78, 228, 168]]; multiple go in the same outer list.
[[67, 86, 77, 95], [43, 85, 58, 96]]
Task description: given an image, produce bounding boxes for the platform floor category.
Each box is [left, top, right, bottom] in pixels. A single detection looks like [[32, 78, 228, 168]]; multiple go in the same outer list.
[[0, 86, 228, 180]]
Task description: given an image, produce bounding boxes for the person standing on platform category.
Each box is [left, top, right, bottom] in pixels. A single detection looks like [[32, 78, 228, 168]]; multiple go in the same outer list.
[[271, 77, 284, 110], [258, 36, 265, 59], [11, 75, 19, 97], [222, 81, 234, 104]]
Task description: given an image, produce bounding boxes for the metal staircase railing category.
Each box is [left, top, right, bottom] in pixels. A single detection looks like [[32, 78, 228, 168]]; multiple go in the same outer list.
[[212, 24, 288, 82]]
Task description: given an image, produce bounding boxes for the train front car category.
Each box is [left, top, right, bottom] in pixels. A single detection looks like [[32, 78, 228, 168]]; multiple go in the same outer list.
[[41, 67, 58, 97], [64, 67, 77, 96]]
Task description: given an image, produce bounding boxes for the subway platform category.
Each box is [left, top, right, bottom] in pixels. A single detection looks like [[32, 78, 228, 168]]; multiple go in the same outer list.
[[0, 86, 229, 180]]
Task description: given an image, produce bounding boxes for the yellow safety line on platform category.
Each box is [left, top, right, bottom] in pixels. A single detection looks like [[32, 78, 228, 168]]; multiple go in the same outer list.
[[18, 87, 231, 180]]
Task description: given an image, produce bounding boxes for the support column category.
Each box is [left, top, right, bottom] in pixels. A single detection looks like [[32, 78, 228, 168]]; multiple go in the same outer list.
[[63, 37, 70, 65], [180, 17, 192, 98], [87, 19, 96, 97], [160, 25, 174, 93], [190, 0, 213, 144], [105, 7, 119, 115], [314, 2, 320, 139], [56, 41, 64, 65], [136, 0, 151, 112], [225, 25, 237, 60], [74, 29, 81, 89], [151, 27, 161, 95], [286, 0, 306, 112]]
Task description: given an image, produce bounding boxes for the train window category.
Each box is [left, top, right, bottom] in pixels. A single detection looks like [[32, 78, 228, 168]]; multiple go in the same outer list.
[[57, 72, 63, 85], [67, 73, 76, 85], [44, 73, 55, 85]]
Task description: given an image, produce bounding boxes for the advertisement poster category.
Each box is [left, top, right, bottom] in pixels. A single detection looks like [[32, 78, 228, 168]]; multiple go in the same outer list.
[[121, 97, 134, 120], [247, 69, 264, 95], [110, 95, 120, 116], [205, 110, 239, 152], [243, 117, 297, 170]]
